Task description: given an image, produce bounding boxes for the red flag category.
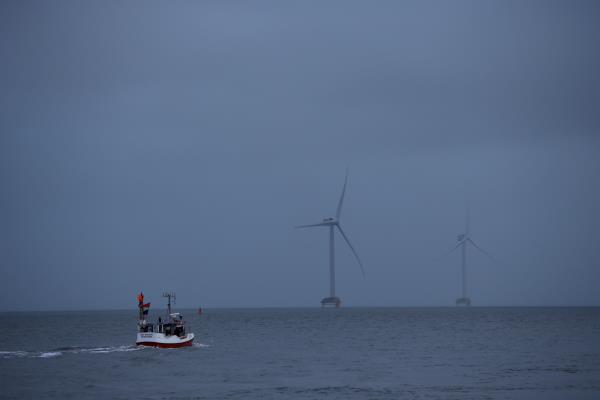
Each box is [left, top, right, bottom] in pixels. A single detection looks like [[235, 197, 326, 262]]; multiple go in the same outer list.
[[143, 303, 151, 308]]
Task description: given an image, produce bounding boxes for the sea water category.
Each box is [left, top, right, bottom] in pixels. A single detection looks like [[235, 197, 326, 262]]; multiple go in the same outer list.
[[1, 308, 599, 399]]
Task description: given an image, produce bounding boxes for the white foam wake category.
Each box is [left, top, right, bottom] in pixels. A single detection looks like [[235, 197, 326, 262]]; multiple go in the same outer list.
[[0, 351, 28, 358], [74, 345, 140, 354], [38, 351, 62, 358], [0, 345, 143, 359]]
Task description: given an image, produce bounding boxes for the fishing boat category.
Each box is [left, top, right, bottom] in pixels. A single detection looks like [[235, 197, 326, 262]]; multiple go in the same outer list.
[[136, 292, 194, 348]]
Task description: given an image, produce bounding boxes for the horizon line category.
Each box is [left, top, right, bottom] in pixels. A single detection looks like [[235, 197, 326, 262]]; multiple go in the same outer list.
[[2, 304, 600, 313]]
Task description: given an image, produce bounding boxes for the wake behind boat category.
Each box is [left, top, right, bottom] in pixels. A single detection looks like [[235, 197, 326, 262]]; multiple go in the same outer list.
[[136, 292, 194, 348]]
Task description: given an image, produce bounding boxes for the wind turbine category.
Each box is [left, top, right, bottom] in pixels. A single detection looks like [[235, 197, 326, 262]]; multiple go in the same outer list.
[[446, 206, 494, 306], [296, 170, 364, 308]]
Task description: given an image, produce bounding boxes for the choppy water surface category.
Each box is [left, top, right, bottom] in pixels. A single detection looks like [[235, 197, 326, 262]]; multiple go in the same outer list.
[[1, 308, 599, 399]]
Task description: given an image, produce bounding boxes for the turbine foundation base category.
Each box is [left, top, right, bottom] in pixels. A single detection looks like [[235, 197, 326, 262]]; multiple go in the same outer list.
[[321, 296, 341, 308], [455, 297, 472, 306]]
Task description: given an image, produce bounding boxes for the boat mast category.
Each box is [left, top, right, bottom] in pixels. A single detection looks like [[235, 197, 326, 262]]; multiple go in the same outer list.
[[163, 292, 176, 319], [137, 292, 145, 323]]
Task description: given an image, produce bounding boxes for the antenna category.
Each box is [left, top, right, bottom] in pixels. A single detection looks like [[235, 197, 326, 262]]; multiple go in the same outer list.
[[163, 292, 176, 316]]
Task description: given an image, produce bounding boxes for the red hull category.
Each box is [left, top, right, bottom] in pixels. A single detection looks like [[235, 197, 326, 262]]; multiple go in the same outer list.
[[136, 338, 194, 348]]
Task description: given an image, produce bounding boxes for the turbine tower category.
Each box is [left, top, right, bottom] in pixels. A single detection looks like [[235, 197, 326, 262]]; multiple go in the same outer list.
[[296, 170, 364, 308], [447, 206, 494, 306]]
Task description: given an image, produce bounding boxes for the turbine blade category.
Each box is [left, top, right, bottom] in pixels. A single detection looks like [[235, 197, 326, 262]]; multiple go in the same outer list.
[[295, 222, 329, 228], [468, 238, 494, 261], [336, 224, 365, 277], [445, 241, 463, 256], [336, 169, 348, 220]]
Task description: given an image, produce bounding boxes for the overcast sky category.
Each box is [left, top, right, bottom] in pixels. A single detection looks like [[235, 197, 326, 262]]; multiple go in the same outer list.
[[1, 0, 599, 311]]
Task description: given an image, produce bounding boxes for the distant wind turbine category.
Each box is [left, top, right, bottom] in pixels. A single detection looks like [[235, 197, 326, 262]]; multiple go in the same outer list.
[[296, 170, 364, 308], [446, 206, 494, 306]]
